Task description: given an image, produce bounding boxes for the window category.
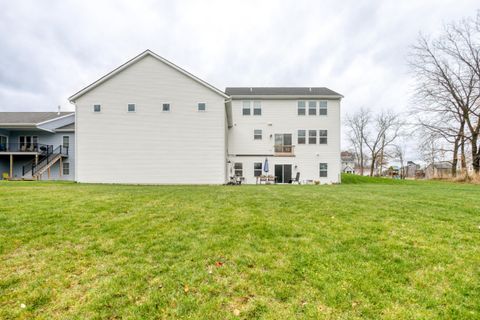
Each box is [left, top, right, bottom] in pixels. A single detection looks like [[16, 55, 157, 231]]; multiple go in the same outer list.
[[234, 163, 243, 177], [319, 130, 328, 144], [198, 103, 206, 111], [128, 104, 135, 112], [309, 130, 317, 144], [253, 101, 262, 115], [93, 104, 101, 112], [242, 101, 251, 115], [319, 163, 328, 177], [319, 100, 328, 115], [254, 129, 262, 140], [162, 103, 170, 112], [254, 162, 262, 177], [63, 162, 70, 175], [19, 136, 38, 150], [308, 101, 317, 115], [298, 101, 306, 115], [62, 136, 69, 149], [298, 130, 306, 144]]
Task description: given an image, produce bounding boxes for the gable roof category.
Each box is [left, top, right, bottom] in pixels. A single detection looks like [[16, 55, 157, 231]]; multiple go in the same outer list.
[[69, 50, 229, 102], [0, 112, 74, 125], [55, 123, 75, 131], [225, 87, 343, 98]]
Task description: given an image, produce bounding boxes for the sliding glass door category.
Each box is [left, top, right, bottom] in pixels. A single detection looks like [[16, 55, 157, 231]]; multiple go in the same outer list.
[[275, 164, 292, 183]]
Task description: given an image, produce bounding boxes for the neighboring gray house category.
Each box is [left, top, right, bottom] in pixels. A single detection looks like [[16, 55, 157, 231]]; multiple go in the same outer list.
[[425, 161, 452, 179], [0, 112, 75, 180]]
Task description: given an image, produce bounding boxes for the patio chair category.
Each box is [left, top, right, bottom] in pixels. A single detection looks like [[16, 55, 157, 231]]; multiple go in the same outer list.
[[290, 172, 301, 184]]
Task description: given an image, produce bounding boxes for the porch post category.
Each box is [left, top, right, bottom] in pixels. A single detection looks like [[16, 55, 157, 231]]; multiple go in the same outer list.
[[9, 154, 13, 178], [59, 157, 62, 177], [35, 154, 38, 165]]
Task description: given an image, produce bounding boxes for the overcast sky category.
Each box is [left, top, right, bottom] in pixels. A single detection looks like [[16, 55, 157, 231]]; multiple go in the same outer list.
[[1, 1, 478, 124]]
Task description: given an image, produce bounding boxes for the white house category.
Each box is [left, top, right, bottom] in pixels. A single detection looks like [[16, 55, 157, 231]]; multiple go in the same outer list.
[[69, 50, 342, 184]]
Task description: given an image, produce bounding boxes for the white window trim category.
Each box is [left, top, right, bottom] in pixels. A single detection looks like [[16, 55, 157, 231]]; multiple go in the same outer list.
[[319, 130, 328, 145], [319, 100, 328, 116], [62, 162, 70, 175], [242, 101, 251, 116], [297, 101, 306, 116], [254, 129, 262, 140], [253, 101, 262, 116]]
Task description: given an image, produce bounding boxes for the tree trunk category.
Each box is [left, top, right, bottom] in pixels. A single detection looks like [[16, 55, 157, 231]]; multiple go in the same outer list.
[[369, 153, 375, 177], [472, 133, 480, 173], [460, 133, 467, 172], [451, 135, 459, 177]]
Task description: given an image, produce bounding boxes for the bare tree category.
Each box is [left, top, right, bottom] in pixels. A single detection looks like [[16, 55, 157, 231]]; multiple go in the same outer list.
[[345, 108, 371, 175], [393, 143, 406, 179], [363, 110, 403, 176], [410, 13, 480, 174]]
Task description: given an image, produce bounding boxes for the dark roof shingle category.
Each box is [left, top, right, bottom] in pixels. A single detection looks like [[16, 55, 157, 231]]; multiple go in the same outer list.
[[225, 87, 342, 97], [0, 112, 73, 124]]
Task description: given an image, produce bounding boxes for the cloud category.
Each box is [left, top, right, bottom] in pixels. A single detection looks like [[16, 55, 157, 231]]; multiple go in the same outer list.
[[0, 0, 478, 122]]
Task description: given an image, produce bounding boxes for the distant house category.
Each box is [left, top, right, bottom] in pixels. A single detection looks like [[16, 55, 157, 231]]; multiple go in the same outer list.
[[341, 151, 355, 174], [425, 161, 452, 179], [403, 161, 421, 178], [0, 112, 74, 180]]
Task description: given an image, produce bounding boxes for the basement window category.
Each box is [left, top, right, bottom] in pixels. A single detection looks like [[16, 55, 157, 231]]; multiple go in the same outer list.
[[319, 163, 328, 177], [63, 162, 70, 175]]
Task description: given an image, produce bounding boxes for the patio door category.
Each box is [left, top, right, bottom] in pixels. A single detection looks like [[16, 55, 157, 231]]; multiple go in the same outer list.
[[274, 134, 292, 153], [275, 164, 292, 183]]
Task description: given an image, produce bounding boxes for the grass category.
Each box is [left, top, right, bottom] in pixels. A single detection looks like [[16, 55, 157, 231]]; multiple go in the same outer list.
[[0, 175, 479, 319]]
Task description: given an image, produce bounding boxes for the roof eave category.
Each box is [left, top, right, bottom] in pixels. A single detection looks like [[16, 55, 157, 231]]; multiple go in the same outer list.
[[228, 94, 344, 99]]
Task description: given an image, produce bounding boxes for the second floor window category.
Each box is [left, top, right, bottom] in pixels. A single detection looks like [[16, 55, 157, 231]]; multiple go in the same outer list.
[[242, 101, 251, 115], [319, 130, 328, 144], [162, 103, 170, 112], [319, 100, 328, 115], [254, 129, 262, 140], [234, 163, 243, 177], [298, 101, 306, 115], [254, 162, 262, 177], [198, 103, 206, 111], [128, 104, 135, 112], [93, 104, 101, 112], [63, 136, 69, 149], [253, 101, 262, 115], [309, 130, 317, 144], [298, 130, 306, 144], [308, 101, 317, 115]]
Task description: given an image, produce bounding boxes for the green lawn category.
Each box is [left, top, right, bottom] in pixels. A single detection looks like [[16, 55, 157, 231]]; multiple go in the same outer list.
[[0, 176, 479, 319]]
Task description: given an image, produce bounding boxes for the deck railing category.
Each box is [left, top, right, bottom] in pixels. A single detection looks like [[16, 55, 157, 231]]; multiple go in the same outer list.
[[0, 142, 52, 153], [274, 145, 295, 155]]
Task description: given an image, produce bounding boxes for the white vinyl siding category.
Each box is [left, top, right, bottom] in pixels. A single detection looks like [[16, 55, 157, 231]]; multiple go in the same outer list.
[[74, 54, 226, 184]]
